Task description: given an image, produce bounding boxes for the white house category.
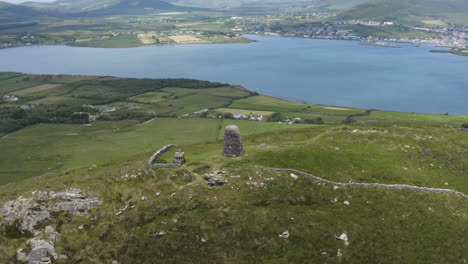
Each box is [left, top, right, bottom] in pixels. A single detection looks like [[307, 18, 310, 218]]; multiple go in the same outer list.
[[250, 114, 263, 121], [233, 113, 246, 119]]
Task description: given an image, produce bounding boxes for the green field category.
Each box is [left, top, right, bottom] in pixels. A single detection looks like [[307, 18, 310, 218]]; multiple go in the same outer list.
[[355, 110, 468, 126], [0, 73, 466, 186], [0, 121, 466, 263], [128, 91, 170, 103], [0, 118, 220, 185], [73, 34, 143, 48]]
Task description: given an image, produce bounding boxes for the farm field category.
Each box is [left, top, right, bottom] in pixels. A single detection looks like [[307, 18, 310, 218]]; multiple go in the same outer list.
[[355, 110, 468, 126], [215, 108, 274, 116]]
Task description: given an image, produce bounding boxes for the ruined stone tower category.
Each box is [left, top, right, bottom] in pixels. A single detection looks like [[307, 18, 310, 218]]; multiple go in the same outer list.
[[223, 125, 243, 157]]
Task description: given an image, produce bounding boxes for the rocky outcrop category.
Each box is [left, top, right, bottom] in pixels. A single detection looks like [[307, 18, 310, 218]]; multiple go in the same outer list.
[[16, 226, 67, 264], [1, 188, 103, 234], [1, 188, 102, 264], [203, 173, 229, 186]]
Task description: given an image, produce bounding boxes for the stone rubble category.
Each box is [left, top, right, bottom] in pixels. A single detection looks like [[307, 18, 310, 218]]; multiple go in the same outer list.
[[337, 233, 350, 246], [278, 230, 290, 239], [203, 174, 229, 186], [149, 231, 166, 238], [290, 173, 299, 180], [350, 129, 389, 134], [0, 188, 102, 264]]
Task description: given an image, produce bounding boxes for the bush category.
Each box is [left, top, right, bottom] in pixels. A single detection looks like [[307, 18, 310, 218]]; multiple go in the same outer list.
[[304, 117, 324, 124], [462, 123, 468, 128], [267, 112, 284, 122], [222, 113, 234, 119]]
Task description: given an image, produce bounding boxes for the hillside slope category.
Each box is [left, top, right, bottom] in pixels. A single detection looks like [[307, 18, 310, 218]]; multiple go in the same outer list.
[[12, 0, 186, 17], [0, 73, 467, 263], [54, 0, 184, 13], [0, 1, 46, 19], [0, 122, 467, 263], [339, 0, 468, 25]]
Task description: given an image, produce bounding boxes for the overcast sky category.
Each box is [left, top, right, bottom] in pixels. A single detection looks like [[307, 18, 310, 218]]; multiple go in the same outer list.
[[3, 0, 56, 3]]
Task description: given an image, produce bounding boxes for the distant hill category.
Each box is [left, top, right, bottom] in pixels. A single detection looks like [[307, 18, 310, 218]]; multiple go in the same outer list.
[[161, 0, 373, 12], [1, 0, 188, 18], [339, 0, 468, 25], [0, 0, 46, 20], [163, 0, 310, 9], [50, 0, 186, 14]]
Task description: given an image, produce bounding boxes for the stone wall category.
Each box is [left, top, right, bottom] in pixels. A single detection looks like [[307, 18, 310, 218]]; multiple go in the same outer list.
[[147, 144, 181, 169], [266, 167, 468, 199]]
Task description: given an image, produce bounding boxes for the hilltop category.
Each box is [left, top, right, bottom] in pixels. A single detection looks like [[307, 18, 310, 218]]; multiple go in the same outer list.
[[0, 1, 47, 19], [54, 0, 188, 14], [0, 0, 187, 18], [0, 73, 467, 263]]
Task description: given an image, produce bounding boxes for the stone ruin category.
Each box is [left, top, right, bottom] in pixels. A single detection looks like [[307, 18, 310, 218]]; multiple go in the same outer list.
[[223, 125, 243, 157], [173, 152, 185, 165], [148, 144, 185, 168]]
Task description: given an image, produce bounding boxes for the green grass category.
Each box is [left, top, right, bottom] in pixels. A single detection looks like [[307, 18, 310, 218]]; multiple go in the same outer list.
[[230, 95, 310, 112], [355, 110, 468, 126], [0, 75, 46, 94], [128, 92, 170, 103], [163, 86, 251, 99], [0, 118, 220, 185], [215, 108, 274, 116], [0, 121, 466, 263], [218, 119, 316, 139], [170, 94, 232, 114], [28, 95, 98, 105], [73, 34, 142, 48]]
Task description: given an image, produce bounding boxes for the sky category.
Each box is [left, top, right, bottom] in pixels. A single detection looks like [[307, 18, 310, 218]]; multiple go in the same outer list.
[[3, 0, 56, 3]]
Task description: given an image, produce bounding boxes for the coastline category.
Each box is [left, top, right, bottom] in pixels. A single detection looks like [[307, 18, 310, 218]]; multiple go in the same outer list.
[[0, 36, 255, 50]]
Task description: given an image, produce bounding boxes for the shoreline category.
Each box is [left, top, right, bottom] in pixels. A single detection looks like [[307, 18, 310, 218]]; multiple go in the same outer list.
[[0, 36, 255, 50]]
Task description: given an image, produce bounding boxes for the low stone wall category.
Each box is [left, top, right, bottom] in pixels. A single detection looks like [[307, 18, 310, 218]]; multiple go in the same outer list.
[[265, 167, 468, 199], [147, 144, 181, 169]]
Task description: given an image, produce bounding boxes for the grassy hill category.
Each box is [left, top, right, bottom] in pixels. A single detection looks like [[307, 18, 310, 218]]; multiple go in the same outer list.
[[0, 121, 466, 263], [0, 0, 47, 20], [1, 0, 187, 19], [339, 0, 468, 25], [58, 0, 188, 14], [0, 73, 467, 263]]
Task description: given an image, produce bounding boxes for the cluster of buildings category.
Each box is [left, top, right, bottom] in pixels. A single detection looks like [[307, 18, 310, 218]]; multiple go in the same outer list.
[[231, 15, 467, 49], [231, 113, 264, 121], [243, 21, 360, 40], [339, 20, 395, 26]]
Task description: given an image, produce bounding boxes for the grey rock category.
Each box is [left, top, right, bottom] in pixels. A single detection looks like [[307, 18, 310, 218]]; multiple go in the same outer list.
[[223, 125, 243, 157], [1, 188, 102, 233], [203, 174, 228, 186], [17, 249, 28, 262]]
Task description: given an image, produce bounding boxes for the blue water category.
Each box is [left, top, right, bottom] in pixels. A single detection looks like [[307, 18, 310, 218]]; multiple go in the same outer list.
[[0, 35, 467, 114]]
